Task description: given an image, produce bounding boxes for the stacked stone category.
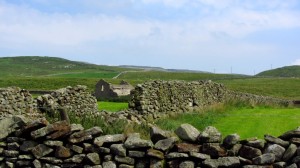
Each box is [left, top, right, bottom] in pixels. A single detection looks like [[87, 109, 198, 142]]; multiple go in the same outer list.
[[36, 85, 98, 117], [228, 91, 292, 107], [0, 87, 41, 119], [129, 80, 293, 115], [1, 116, 300, 167], [129, 80, 227, 114]]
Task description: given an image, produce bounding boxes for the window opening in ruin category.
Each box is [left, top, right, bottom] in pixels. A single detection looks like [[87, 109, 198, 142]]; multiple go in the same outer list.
[[101, 85, 104, 91]]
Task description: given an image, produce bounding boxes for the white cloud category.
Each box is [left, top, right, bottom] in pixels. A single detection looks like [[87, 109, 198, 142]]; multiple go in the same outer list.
[[292, 59, 300, 65]]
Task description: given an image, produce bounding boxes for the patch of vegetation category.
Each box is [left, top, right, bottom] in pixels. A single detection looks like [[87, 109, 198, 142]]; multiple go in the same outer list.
[[217, 77, 300, 100], [256, 65, 300, 77], [98, 101, 128, 112], [154, 103, 300, 139], [119, 71, 248, 81]]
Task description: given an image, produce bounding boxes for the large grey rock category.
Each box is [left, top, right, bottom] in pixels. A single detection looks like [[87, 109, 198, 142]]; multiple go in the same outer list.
[[154, 137, 177, 152], [175, 124, 200, 142], [264, 134, 289, 148], [124, 133, 153, 149], [264, 144, 286, 161], [223, 134, 240, 148], [228, 144, 242, 156], [0, 115, 29, 140], [282, 144, 297, 161], [110, 144, 126, 157], [253, 153, 276, 165], [198, 126, 222, 143], [94, 134, 125, 147]]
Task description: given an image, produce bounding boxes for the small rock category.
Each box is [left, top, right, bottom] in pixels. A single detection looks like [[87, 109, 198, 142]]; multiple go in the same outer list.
[[175, 142, 201, 153], [110, 144, 127, 157], [189, 152, 211, 160], [201, 143, 227, 158], [273, 162, 287, 168], [179, 160, 194, 168], [147, 148, 164, 159], [43, 140, 63, 147], [128, 151, 145, 158], [31, 144, 53, 159], [124, 133, 153, 149], [154, 137, 178, 152], [20, 140, 38, 152], [223, 134, 240, 148], [64, 154, 86, 163], [165, 152, 189, 159], [239, 145, 262, 160], [279, 127, 300, 140], [94, 134, 125, 147], [55, 146, 72, 158], [102, 161, 117, 168], [264, 134, 289, 148], [253, 153, 276, 165], [69, 126, 103, 143], [86, 153, 101, 165], [198, 126, 222, 143], [149, 125, 171, 143], [40, 157, 63, 164], [240, 138, 264, 149], [282, 144, 297, 161], [115, 155, 135, 165], [264, 144, 286, 161]]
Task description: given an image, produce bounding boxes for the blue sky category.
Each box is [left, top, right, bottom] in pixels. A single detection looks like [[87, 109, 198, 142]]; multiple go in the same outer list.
[[1, 0, 300, 75]]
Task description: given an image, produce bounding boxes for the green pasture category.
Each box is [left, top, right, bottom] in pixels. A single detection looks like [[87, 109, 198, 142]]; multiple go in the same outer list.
[[98, 101, 128, 112], [119, 71, 247, 81], [155, 105, 300, 139], [218, 77, 300, 100]]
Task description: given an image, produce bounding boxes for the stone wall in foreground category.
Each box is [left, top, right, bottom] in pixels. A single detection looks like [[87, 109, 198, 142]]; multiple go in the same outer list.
[[129, 80, 292, 114], [0, 116, 300, 168]]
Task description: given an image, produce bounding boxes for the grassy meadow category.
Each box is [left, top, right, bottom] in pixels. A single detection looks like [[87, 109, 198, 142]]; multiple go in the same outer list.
[[155, 104, 300, 139]]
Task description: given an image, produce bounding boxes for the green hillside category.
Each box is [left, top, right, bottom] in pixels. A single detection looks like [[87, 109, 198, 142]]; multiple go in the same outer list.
[[256, 65, 300, 77], [0, 56, 127, 77]]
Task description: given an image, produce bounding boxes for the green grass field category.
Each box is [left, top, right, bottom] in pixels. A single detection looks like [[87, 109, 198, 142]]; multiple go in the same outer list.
[[98, 102, 128, 112], [218, 77, 300, 100], [155, 105, 300, 139]]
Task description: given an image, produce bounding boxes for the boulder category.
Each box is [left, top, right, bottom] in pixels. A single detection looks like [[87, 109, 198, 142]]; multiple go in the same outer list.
[[0, 115, 29, 140], [175, 124, 200, 142], [223, 134, 240, 148], [124, 133, 153, 149], [239, 145, 262, 160], [282, 144, 297, 162], [264, 144, 286, 161], [253, 153, 276, 165], [198, 126, 222, 143], [264, 135, 289, 148], [154, 137, 178, 152]]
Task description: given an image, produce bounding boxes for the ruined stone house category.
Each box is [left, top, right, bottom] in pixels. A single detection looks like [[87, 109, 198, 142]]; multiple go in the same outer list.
[[94, 79, 134, 99]]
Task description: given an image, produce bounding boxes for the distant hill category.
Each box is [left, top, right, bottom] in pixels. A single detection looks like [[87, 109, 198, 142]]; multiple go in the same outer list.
[[0, 56, 130, 77], [256, 65, 300, 77]]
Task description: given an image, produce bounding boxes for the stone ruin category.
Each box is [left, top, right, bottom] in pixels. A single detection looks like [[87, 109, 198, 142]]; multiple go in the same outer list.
[[95, 79, 134, 100], [0, 115, 300, 167]]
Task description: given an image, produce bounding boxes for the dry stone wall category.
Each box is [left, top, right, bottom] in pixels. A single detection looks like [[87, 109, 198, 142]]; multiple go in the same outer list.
[[36, 85, 98, 117], [1, 116, 300, 168], [0, 87, 42, 119], [129, 80, 292, 114], [0, 85, 98, 120], [129, 80, 228, 114]]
